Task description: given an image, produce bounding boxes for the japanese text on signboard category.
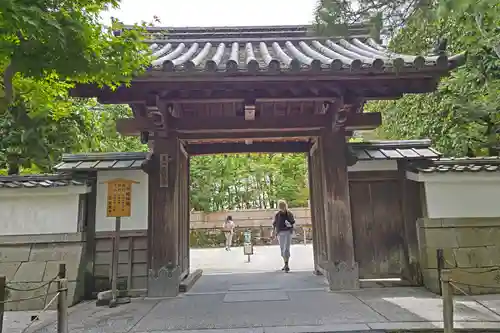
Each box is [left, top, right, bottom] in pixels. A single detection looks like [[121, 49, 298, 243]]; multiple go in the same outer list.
[[104, 179, 138, 217]]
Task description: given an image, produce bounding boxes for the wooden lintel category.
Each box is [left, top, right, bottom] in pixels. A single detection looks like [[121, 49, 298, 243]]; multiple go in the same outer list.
[[179, 129, 321, 141], [116, 112, 381, 136], [152, 97, 341, 105], [186, 141, 311, 155]]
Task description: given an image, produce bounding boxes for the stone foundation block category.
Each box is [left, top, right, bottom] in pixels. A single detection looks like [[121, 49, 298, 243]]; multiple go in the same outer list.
[[0, 262, 22, 280], [0, 245, 31, 262], [326, 261, 360, 290], [13, 262, 46, 282], [147, 265, 180, 297], [29, 243, 83, 262]]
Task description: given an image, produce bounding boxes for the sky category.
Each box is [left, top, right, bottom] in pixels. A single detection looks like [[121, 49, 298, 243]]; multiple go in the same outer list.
[[100, 0, 318, 27]]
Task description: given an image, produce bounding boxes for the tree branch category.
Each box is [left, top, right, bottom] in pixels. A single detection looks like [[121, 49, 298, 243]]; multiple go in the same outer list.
[[2, 62, 15, 105]]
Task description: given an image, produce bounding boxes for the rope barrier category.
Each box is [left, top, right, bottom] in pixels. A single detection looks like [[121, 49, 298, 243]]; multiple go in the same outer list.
[[443, 259, 500, 274], [450, 279, 500, 290], [0, 291, 60, 305], [5, 276, 58, 292], [448, 280, 500, 318]]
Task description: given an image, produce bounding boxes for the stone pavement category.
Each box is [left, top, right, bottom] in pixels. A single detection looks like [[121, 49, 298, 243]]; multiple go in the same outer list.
[[5, 245, 500, 333]]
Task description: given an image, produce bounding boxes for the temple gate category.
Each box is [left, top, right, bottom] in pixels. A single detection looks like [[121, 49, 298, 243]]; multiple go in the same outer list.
[[72, 25, 464, 297]]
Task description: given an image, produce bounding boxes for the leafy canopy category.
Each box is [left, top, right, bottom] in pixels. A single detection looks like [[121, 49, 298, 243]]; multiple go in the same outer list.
[[0, 0, 152, 113], [314, 0, 499, 156]]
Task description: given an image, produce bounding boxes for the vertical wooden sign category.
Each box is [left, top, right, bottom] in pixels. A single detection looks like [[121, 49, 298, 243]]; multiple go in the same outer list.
[[159, 154, 169, 188]]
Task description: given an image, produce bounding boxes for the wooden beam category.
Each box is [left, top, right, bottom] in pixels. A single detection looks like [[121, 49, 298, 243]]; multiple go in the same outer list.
[[179, 129, 321, 141], [72, 76, 441, 101], [186, 141, 312, 155], [70, 78, 440, 104], [116, 112, 381, 136]]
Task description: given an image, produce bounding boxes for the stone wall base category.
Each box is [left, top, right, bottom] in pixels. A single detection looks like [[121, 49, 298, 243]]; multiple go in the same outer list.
[[418, 218, 500, 295], [0, 233, 86, 310]]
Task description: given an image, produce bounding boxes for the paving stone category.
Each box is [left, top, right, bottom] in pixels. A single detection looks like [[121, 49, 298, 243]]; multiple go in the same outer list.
[[229, 283, 282, 291], [0, 245, 31, 262], [223, 291, 289, 302], [13, 262, 47, 282], [264, 324, 372, 332], [368, 321, 443, 330], [455, 321, 500, 329], [8, 245, 500, 333], [135, 329, 265, 333]]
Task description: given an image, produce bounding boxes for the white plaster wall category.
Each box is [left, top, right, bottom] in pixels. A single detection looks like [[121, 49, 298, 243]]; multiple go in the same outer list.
[[96, 169, 148, 231], [0, 194, 80, 235], [348, 160, 398, 172], [406, 171, 500, 219], [425, 180, 500, 218]]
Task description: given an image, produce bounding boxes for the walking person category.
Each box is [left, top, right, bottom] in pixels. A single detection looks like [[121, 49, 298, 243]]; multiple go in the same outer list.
[[272, 200, 295, 272], [222, 215, 235, 251]]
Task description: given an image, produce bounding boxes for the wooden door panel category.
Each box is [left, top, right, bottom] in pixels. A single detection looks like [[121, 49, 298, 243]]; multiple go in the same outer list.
[[350, 181, 374, 279], [369, 180, 405, 278], [350, 179, 405, 279]]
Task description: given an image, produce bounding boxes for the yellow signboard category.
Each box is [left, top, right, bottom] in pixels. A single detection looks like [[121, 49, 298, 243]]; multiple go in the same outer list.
[[104, 178, 139, 217]]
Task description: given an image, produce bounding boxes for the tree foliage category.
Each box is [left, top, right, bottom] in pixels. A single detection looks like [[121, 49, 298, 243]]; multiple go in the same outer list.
[[367, 5, 500, 156], [0, 0, 154, 173], [190, 154, 309, 212], [0, 101, 147, 174], [0, 0, 151, 112], [315, 0, 500, 156]]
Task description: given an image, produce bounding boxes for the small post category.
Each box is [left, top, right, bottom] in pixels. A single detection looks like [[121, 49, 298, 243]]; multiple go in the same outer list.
[[57, 278, 68, 333], [436, 248, 444, 296], [441, 269, 454, 333], [58, 263, 66, 279], [303, 227, 307, 245], [110, 216, 121, 308], [243, 230, 253, 263], [0, 275, 6, 333]]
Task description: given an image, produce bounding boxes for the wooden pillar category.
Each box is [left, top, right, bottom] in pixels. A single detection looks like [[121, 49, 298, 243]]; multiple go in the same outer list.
[[147, 135, 181, 297], [398, 160, 423, 285], [320, 128, 359, 290], [185, 156, 191, 273], [310, 141, 328, 273], [307, 150, 320, 275], [178, 143, 190, 279]]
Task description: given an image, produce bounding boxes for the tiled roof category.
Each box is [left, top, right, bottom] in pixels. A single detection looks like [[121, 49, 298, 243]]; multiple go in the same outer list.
[[139, 25, 464, 75], [54, 152, 147, 171], [351, 139, 441, 160], [409, 157, 500, 173], [0, 175, 86, 189], [55, 140, 439, 172]]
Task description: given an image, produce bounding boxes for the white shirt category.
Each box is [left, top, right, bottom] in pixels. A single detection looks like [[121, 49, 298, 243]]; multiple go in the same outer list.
[[222, 220, 235, 232]]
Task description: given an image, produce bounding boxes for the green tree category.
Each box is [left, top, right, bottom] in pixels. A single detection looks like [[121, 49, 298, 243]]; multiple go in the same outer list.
[[0, 99, 147, 174], [0, 0, 153, 173], [0, 0, 151, 112], [73, 102, 148, 153], [367, 6, 500, 156], [189, 154, 308, 212], [314, 0, 499, 156]]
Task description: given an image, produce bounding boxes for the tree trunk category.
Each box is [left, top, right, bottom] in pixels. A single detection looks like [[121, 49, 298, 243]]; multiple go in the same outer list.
[[7, 163, 19, 175]]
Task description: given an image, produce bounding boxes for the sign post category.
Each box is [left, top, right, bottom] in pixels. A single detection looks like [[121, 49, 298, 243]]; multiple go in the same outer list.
[[104, 178, 138, 307], [243, 230, 253, 263]]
